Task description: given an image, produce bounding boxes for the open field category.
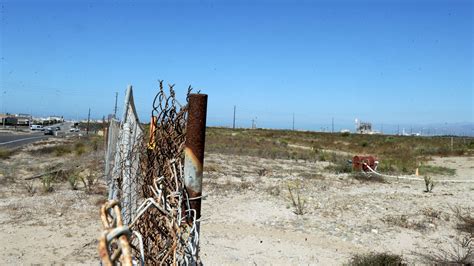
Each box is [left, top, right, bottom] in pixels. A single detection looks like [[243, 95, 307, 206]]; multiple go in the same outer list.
[[0, 127, 473, 264]]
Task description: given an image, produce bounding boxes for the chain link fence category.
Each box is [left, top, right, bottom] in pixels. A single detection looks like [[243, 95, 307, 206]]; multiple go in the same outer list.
[[102, 82, 203, 265]]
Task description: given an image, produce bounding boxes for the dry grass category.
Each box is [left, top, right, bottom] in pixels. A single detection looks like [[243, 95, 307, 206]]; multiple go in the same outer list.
[[206, 127, 469, 175], [287, 180, 306, 215], [453, 207, 474, 236], [28, 135, 104, 157], [0, 148, 16, 159], [420, 236, 474, 265]]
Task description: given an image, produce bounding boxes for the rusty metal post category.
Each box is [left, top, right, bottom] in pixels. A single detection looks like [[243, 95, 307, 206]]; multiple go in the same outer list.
[[184, 94, 207, 221], [183, 93, 207, 263]]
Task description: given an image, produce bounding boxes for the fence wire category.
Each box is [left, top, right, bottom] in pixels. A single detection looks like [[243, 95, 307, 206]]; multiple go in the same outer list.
[[109, 86, 144, 225], [103, 82, 199, 265], [105, 119, 120, 200]]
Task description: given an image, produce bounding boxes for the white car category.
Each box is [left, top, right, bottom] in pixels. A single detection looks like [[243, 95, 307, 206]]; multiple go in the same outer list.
[[69, 127, 80, 132], [30, 125, 44, 131]]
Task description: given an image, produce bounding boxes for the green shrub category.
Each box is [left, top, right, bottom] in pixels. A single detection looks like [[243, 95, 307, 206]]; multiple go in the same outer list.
[[42, 174, 54, 193], [349, 252, 404, 266]]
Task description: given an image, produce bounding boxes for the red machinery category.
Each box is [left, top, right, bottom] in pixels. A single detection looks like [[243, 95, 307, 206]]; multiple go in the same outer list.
[[352, 155, 378, 172]]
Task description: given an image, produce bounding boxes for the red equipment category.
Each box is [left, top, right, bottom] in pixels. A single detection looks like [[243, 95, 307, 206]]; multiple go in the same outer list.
[[352, 155, 378, 172]]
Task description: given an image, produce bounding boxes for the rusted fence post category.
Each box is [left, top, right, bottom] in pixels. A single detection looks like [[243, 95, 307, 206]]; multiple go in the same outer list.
[[184, 93, 207, 259]]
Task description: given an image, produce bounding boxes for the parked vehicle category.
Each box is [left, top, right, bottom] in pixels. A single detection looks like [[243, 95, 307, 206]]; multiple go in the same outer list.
[[44, 129, 54, 135], [54, 126, 61, 131], [30, 125, 44, 131]]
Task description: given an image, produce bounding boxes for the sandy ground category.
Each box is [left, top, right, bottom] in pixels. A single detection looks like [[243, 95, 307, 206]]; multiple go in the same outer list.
[[0, 141, 473, 264], [0, 138, 105, 264], [200, 154, 474, 265]]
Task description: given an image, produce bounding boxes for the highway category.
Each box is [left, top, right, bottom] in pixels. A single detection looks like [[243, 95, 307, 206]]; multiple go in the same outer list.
[[0, 132, 50, 149], [0, 123, 74, 149]]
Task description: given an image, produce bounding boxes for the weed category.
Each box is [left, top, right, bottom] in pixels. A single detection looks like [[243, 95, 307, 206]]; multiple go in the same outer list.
[[420, 236, 473, 265], [68, 174, 79, 190], [287, 180, 306, 215], [348, 252, 404, 266], [453, 207, 474, 236], [424, 176, 435, 192], [324, 154, 353, 174], [239, 181, 253, 190], [382, 214, 410, 228], [79, 173, 95, 192], [266, 185, 281, 196], [42, 174, 54, 193], [382, 215, 429, 231], [23, 182, 36, 195], [422, 207, 442, 219], [257, 168, 268, 177]]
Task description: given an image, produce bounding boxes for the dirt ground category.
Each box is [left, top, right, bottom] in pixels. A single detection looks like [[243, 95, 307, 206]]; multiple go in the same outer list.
[[0, 140, 473, 264]]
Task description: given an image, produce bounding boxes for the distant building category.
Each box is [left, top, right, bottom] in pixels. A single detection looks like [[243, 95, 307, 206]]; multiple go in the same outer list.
[[15, 115, 31, 126], [355, 119, 373, 134], [0, 113, 31, 126]]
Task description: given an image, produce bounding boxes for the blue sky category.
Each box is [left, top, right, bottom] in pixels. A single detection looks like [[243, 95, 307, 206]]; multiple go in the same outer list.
[[1, 0, 472, 132]]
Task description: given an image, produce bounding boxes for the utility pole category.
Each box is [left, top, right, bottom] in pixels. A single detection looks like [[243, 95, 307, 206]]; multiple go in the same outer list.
[[114, 92, 118, 118], [397, 124, 400, 135], [292, 113, 295, 131], [86, 108, 91, 135], [331, 117, 334, 133], [233, 105, 236, 129]]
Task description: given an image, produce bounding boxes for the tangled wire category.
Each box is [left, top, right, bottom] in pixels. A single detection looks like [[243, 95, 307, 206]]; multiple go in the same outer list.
[[129, 81, 197, 265], [100, 81, 201, 265]]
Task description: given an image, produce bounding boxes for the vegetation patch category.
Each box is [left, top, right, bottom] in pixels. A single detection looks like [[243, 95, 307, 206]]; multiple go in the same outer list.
[[419, 165, 456, 176], [206, 127, 474, 175], [0, 148, 16, 159], [348, 252, 404, 266]]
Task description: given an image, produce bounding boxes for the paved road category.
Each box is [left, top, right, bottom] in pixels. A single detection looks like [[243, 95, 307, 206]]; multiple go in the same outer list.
[[0, 123, 74, 149], [0, 132, 50, 149]]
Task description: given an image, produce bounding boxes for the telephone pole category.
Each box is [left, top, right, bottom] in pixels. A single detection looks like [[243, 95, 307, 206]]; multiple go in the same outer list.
[[233, 105, 236, 129], [331, 117, 334, 133], [113, 92, 118, 118], [86, 108, 91, 135], [292, 113, 295, 131]]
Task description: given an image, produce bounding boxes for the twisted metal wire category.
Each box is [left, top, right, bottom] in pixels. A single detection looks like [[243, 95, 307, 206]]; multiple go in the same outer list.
[[127, 81, 196, 265]]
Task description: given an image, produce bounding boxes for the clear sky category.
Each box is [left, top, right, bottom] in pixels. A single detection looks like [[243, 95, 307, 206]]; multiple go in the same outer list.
[[1, 0, 473, 132]]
